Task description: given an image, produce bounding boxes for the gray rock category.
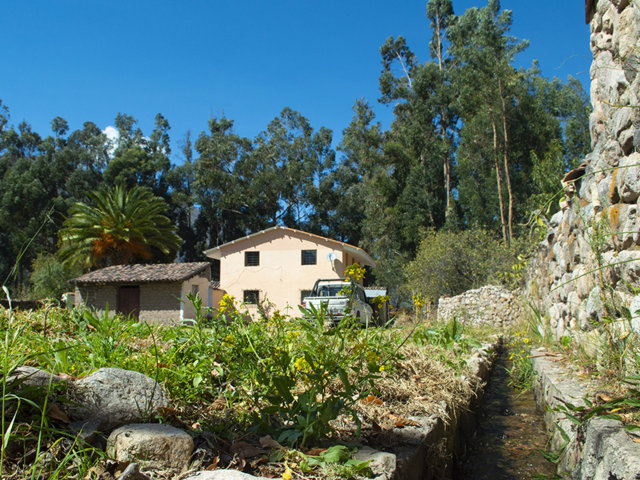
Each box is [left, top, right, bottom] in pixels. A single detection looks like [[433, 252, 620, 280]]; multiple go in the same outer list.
[[601, 5, 616, 34], [611, 0, 630, 13], [550, 210, 563, 229], [630, 295, 640, 334], [620, 127, 635, 154], [64, 368, 169, 431], [353, 446, 396, 480], [107, 423, 193, 472], [560, 418, 640, 479], [604, 138, 623, 168], [586, 287, 605, 321], [181, 471, 271, 480], [7, 366, 67, 388], [613, 250, 640, 283], [618, 5, 640, 59], [617, 152, 640, 202], [437, 285, 521, 328], [620, 203, 639, 249]]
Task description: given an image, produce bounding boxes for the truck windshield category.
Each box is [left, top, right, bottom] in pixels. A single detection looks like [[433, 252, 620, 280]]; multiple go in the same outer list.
[[317, 285, 347, 297]]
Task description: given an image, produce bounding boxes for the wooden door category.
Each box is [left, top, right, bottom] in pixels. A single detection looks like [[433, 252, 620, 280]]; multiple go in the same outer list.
[[117, 286, 140, 319]]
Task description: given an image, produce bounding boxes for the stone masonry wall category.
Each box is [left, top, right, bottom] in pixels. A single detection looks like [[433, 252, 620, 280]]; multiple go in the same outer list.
[[525, 1, 640, 347], [437, 285, 523, 328]]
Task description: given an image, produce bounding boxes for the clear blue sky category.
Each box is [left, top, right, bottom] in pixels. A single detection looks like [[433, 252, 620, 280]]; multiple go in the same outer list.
[[0, 1, 591, 164]]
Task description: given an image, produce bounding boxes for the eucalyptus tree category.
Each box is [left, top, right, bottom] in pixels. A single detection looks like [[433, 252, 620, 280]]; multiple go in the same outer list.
[[103, 113, 172, 198], [194, 116, 254, 246], [249, 108, 333, 229], [448, 0, 529, 244], [308, 99, 382, 245]]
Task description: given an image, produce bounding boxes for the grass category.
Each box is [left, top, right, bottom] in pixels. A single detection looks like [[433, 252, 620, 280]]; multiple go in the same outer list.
[[0, 297, 489, 479]]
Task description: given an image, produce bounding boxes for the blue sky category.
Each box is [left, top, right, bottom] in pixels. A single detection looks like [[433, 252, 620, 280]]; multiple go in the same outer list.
[[0, 1, 591, 164]]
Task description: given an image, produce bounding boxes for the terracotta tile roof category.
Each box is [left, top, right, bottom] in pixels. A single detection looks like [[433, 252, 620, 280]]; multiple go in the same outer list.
[[73, 263, 211, 284]]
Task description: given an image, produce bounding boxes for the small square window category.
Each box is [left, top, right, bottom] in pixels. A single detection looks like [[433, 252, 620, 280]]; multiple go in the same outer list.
[[245, 251, 260, 266], [301, 249, 317, 265], [191, 284, 199, 296], [300, 290, 312, 304], [243, 290, 259, 304]]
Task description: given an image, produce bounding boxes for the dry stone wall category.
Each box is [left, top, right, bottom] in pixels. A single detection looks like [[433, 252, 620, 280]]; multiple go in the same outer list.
[[437, 285, 523, 328], [526, 0, 640, 346]]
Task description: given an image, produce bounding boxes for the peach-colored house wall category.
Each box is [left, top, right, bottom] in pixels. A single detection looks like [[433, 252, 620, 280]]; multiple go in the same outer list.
[[218, 229, 354, 316]]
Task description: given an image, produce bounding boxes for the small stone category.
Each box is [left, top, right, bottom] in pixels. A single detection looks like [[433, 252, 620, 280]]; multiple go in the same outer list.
[[107, 423, 194, 472], [181, 471, 272, 480]]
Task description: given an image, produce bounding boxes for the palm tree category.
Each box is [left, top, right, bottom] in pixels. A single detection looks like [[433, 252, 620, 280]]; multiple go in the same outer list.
[[58, 185, 182, 268]]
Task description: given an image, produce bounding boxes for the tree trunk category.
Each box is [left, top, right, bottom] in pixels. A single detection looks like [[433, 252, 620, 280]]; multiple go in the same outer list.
[[498, 78, 513, 245], [490, 111, 508, 244], [421, 153, 436, 226], [434, 14, 451, 219]]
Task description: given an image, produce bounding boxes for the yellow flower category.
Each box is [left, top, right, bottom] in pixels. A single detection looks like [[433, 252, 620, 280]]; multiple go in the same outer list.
[[219, 294, 236, 313], [294, 356, 310, 373], [344, 263, 366, 282], [282, 464, 294, 479], [412, 294, 426, 310], [366, 350, 381, 363]]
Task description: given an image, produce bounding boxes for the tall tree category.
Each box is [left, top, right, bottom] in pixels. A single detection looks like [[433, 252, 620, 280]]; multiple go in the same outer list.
[[103, 113, 172, 198], [249, 108, 333, 229], [309, 99, 382, 245], [194, 117, 254, 246], [448, 0, 528, 244]]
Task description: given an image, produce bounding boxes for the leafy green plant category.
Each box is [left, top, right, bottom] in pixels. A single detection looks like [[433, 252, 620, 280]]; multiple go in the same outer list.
[[299, 445, 373, 479], [411, 319, 482, 370], [252, 304, 400, 448]]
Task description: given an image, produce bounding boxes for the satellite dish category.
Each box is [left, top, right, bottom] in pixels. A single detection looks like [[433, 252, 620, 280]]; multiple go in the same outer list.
[[327, 252, 337, 262]]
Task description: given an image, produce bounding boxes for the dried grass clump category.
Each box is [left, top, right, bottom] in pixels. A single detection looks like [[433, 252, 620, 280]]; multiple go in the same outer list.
[[352, 343, 480, 431]]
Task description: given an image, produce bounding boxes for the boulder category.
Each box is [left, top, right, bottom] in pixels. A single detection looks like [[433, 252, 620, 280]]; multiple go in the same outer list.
[[63, 368, 169, 431], [107, 423, 193, 472]]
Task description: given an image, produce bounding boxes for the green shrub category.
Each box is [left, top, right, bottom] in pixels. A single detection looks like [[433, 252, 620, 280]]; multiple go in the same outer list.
[[29, 253, 80, 301], [404, 227, 521, 303]]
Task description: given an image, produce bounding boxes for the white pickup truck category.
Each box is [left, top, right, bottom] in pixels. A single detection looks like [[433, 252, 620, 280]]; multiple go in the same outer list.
[[301, 278, 374, 325]]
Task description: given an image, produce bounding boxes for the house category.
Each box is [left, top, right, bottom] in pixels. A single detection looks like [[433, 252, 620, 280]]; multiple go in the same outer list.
[[73, 262, 223, 324], [204, 226, 376, 317]]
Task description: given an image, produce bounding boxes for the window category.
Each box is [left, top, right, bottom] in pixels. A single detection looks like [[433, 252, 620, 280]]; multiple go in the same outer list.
[[300, 290, 312, 304], [243, 290, 259, 304], [301, 249, 317, 265], [245, 251, 260, 266], [190, 284, 199, 297]]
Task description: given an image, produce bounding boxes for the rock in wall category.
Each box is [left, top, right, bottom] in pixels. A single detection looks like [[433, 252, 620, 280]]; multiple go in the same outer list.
[[526, 0, 640, 347]]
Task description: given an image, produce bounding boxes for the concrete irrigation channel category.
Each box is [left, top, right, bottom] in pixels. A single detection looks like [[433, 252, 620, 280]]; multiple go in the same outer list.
[[195, 339, 640, 480], [354, 341, 640, 480]]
